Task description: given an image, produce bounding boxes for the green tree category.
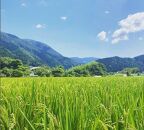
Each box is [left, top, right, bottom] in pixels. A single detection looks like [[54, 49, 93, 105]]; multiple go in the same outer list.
[[10, 59, 23, 69], [34, 66, 51, 77], [51, 66, 65, 77], [122, 67, 140, 76], [12, 70, 23, 77], [86, 62, 107, 76], [66, 61, 107, 77], [18, 66, 30, 76], [1, 67, 13, 77], [0, 57, 13, 68], [0, 57, 30, 77]]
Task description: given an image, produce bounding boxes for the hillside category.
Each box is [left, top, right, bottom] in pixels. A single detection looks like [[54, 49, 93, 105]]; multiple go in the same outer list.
[[97, 55, 144, 72], [1, 32, 144, 71], [0, 32, 75, 68]]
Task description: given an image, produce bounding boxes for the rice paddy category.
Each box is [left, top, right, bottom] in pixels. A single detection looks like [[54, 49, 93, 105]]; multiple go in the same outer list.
[[0, 77, 144, 130]]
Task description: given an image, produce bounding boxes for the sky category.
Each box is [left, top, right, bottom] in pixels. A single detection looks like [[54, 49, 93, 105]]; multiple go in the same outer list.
[[1, 0, 144, 58]]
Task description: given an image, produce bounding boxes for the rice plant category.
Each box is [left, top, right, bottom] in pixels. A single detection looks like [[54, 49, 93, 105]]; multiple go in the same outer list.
[[0, 77, 144, 130]]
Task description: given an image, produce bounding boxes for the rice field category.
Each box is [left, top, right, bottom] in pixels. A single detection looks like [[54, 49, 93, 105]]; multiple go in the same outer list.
[[0, 77, 144, 130]]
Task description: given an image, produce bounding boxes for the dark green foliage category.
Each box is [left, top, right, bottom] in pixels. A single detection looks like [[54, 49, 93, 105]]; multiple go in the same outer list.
[[86, 61, 107, 76], [0, 57, 13, 68], [33, 66, 51, 77], [121, 67, 140, 76], [10, 59, 23, 69], [0, 57, 30, 77], [0, 57, 106, 77], [0, 32, 75, 68], [33, 66, 65, 77], [18, 66, 31, 76], [66, 65, 90, 77], [51, 66, 65, 77], [12, 70, 23, 77], [1, 67, 13, 77], [134, 55, 144, 71], [66, 61, 107, 77]]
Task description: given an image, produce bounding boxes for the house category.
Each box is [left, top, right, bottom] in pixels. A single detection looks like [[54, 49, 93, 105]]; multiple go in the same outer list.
[[94, 75, 102, 77], [30, 72, 38, 77], [30, 66, 40, 71], [29, 66, 40, 77]]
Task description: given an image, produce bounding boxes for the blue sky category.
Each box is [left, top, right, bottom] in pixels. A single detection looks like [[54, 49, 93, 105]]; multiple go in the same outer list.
[[1, 0, 144, 58]]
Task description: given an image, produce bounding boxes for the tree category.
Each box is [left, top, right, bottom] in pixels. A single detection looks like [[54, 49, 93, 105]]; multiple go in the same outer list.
[[10, 59, 23, 69], [121, 67, 140, 76], [66, 61, 107, 77], [12, 70, 23, 77], [51, 66, 64, 77], [86, 62, 107, 76], [1, 67, 13, 77], [0, 57, 30, 77], [33, 66, 51, 77], [0, 57, 13, 68], [18, 66, 30, 76]]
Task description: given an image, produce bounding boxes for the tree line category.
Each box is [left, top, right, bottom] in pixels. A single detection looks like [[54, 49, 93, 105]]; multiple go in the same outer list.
[[0, 57, 141, 77], [0, 57, 30, 77], [0, 57, 107, 77]]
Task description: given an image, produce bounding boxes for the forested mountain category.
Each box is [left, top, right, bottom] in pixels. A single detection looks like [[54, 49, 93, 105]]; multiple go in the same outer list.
[[71, 56, 144, 72], [1, 32, 144, 72], [0, 32, 75, 68], [97, 55, 144, 72]]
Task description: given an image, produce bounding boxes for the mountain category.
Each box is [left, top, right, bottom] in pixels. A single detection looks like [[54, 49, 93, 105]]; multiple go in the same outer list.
[[71, 57, 99, 64], [0, 32, 75, 68], [97, 55, 144, 72], [1, 32, 144, 71]]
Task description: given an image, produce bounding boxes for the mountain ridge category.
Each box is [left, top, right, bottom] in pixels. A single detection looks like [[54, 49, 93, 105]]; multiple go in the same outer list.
[[0, 32, 75, 68], [0, 32, 144, 71], [97, 55, 144, 72]]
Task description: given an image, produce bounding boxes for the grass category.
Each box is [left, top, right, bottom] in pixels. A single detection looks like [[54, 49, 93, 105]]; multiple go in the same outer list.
[[0, 77, 144, 130]]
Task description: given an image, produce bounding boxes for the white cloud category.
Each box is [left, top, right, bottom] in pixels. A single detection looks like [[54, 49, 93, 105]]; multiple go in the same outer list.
[[35, 24, 46, 29], [105, 11, 110, 14], [97, 31, 108, 42], [21, 3, 27, 7], [60, 16, 68, 21], [112, 12, 144, 44]]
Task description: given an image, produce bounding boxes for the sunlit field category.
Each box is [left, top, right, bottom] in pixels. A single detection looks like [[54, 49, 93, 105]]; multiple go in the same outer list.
[[0, 77, 144, 130]]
